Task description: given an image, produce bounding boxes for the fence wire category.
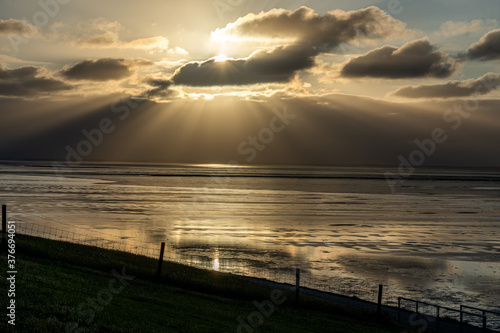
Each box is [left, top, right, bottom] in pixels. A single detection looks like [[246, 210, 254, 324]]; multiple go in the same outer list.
[[13, 220, 500, 330], [14, 219, 378, 306]]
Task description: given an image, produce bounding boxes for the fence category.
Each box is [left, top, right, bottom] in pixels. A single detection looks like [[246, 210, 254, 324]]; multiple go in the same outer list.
[[3, 206, 500, 332], [14, 219, 302, 283], [461, 305, 500, 331], [10, 217, 383, 309], [13, 221, 337, 288], [397, 297, 500, 332]]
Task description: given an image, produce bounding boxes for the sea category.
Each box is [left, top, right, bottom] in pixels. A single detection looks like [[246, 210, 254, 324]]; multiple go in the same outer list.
[[1, 161, 499, 327]]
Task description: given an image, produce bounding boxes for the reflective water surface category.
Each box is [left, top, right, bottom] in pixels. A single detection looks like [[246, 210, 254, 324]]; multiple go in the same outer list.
[[1, 162, 499, 325]]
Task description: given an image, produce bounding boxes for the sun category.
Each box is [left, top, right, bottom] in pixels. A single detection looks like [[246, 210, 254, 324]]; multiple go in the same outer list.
[[214, 54, 228, 62]]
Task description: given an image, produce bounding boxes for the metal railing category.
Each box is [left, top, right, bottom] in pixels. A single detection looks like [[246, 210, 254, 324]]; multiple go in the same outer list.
[[398, 297, 498, 331], [461, 305, 500, 331]]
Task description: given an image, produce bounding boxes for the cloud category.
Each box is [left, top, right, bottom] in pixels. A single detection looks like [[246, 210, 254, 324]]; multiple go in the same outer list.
[[77, 34, 173, 51], [142, 6, 416, 93], [437, 20, 483, 37], [392, 73, 500, 98], [167, 46, 189, 56], [168, 6, 412, 88], [122, 36, 170, 50], [77, 31, 119, 46], [0, 64, 39, 80], [468, 29, 500, 61], [0, 78, 71, 97], [0, 19, 38, 36], [0, 64, 71, 97], [170, 44, 318, 86], [59, 17, 184, 54], [76, 33, 188, 54], [83, 18, 123, 34], [341, 39, 457, 79], [141, 6, 412, 92], [141, 78, 174, 98], [212, 6, 411, 52], [60, 58, 153, 81]]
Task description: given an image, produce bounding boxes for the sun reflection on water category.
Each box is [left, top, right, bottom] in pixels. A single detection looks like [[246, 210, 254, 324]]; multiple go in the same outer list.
[[213, 248, 220, 271], [213, 258, 220, 271]]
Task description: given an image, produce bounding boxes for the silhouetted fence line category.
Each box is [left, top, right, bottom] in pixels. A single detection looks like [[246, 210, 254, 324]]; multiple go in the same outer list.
[[11, 211, 380, 300], [7, 214, 499, 332], [16, 221, 160, 258], [398, 297, 500, 332], [13, 220, 375, 304]]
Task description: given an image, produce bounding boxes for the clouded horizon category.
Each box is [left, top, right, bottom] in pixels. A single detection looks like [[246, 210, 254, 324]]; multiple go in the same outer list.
[[1, 0, 500, 167]]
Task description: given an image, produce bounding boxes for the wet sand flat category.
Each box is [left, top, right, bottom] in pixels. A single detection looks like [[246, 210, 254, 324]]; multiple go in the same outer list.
[[1, 162, 499, 326]]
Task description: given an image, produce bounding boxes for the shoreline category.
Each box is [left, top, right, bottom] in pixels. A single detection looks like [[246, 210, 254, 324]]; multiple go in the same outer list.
[[1, 163, 499, 327], [2, 233, 497, 332], [1, 233, 409, 333]]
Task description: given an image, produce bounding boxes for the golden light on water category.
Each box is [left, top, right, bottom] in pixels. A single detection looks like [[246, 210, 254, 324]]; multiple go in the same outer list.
[[213, 258, 220, 271], [213, 248, 220, 271]]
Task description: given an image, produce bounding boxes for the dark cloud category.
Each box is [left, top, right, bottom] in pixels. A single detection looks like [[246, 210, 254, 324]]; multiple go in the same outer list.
[[0, 64, 71, 97], [162, 6, 411, 89], [60, 58, 132, 81], [341, 39, 457, 79], [468, 29, 500, 61], [0, 64, 39, 80], [127, 58, 154, 67], [171, 44, 318, 87], [0, 78, 71, 97], [0, 19, 37, 36], [213, 6, 410, 52], [60, 58, 152, 81], [392, 73, 500, 98], [142, 78, 174, 98]]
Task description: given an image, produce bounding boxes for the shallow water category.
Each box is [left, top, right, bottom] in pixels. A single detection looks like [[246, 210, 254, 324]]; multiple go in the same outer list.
[[1, 162, 499, 327]]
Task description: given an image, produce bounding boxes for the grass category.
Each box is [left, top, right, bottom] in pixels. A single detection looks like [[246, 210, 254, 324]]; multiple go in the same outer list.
[[0, 234, 413, 332]]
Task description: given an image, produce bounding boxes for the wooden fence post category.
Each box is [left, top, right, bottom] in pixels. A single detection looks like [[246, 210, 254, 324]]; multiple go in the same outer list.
[[377, 284, 383, 315], [156, 242, 166, 281], [295, 268, 301, 304]]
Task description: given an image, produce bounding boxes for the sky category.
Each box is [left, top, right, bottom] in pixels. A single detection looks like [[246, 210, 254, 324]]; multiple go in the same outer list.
[[1, 0, 500, 167]]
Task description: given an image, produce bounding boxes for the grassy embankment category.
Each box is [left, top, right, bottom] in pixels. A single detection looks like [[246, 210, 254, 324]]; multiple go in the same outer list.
[[0, 234, 413, 332]]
